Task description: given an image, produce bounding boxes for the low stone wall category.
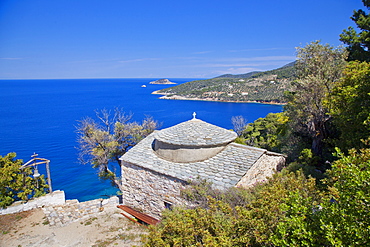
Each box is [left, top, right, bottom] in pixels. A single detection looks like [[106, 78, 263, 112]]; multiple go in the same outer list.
[[0, 190, 66, 215], [121, 162, 188, 218], [42, 196, 119, 227]]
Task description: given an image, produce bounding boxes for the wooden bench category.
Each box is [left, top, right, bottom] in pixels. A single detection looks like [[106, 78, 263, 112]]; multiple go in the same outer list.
[[117, 205, 160, 227]]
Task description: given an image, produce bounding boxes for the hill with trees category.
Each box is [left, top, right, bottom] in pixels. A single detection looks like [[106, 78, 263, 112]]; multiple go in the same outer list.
[[144, 41, 370, 247], [153, 62, 296, 104]]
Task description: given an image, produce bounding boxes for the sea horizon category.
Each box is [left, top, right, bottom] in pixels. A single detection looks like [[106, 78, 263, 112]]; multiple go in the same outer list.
[[0, 77, 206, 81]]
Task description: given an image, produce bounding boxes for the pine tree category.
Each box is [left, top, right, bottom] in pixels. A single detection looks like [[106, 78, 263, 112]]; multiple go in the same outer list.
[[340, 0, 370, 61]]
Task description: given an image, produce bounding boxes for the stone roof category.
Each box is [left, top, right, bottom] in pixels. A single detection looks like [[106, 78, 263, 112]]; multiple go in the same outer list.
[[120, 131, 267, 190], [154, 118, 237, 147]]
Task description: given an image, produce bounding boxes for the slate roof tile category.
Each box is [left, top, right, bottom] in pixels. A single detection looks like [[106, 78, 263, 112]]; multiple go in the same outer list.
[[120, 132, 266, 189], [154, 118, 237, 147]]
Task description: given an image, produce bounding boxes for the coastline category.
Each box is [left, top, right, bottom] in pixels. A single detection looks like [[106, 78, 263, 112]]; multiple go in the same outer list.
[[152, 91, 286, 105]]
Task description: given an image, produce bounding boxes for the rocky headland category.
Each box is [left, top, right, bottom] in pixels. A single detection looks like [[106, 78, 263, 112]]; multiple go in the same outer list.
[[151, 62, 295, 104]]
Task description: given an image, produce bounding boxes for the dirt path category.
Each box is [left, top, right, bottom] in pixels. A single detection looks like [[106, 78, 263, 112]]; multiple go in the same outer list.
[[0, 207, 147, 247]]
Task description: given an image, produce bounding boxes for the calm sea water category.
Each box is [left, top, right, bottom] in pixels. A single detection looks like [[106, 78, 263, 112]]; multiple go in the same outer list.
[[0, 78, 283, 201]]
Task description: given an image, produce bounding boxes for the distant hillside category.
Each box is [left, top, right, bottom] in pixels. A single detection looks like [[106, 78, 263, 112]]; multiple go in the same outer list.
[[153, 62, 296, 104], [215, 61, 295, 80], [215, 71, 262, 79]]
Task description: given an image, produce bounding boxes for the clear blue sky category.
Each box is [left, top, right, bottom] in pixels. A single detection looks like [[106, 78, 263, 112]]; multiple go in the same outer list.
[[0, 0, 364, 79]]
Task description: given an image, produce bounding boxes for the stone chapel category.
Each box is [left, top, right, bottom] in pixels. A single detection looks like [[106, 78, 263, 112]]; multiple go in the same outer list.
[[119, 114, 285, 218]]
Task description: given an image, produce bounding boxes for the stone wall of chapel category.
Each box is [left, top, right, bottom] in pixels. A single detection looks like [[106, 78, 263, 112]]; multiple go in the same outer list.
[[121, 162, 188, 219], [236, 153, 286, 188]]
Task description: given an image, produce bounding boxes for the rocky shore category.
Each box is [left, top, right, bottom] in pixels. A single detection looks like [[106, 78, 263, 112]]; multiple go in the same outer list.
[[152, 91, 286, 105]]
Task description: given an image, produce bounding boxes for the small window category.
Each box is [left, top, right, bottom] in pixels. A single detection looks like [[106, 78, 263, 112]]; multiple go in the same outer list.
[[164, 201, 173, 210]]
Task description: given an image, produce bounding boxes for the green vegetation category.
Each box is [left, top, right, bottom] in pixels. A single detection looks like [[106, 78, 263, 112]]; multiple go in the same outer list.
[[240, 112, 289, 153], [287, 41, 348, 160], [156, 62, 295, 103], [0, 153, 48, 208], [249, 61, 296, 79], [76, 108, 159, 191], [84, 217, 98, 226], [273, 148, 370, 246], [329, 61, 370, 151], [215, 70, 262, 79], [42, 219, 50, 225], [144, 2, 370, 245], [340, 0, 370, 61], [144, 149, 370, 246], [144, 170, 320, 246], [239, 41, 348, 165]]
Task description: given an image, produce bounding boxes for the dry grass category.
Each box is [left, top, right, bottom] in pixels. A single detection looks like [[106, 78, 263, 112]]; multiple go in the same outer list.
[[0, 210, 32, 234]]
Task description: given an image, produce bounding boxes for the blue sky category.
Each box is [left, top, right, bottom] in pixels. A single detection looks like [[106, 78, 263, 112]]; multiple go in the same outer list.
[[0, 0, 364, 79]]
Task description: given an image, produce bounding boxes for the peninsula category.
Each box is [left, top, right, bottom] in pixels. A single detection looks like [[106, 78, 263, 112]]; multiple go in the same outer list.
[[152, 62, 295, 104], [149, 79, 176, 85]]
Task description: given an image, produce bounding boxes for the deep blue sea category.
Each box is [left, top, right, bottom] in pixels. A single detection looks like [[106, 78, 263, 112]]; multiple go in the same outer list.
[[0, 78, 283, 201]]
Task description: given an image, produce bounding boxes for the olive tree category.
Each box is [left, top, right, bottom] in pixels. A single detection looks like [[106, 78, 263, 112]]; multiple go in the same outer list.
[[76, 108, 159, 191], [287, 41, 348, 160]]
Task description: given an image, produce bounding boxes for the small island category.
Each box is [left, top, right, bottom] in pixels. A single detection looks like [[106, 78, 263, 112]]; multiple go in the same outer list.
[[149, 79, 176, 85]]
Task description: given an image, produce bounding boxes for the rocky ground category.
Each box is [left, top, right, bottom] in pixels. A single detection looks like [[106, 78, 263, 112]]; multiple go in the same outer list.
[[0, 204, 147, 247]]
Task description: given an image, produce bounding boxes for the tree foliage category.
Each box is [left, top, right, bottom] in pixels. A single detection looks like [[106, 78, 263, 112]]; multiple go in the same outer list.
[[273, 148, 370, 247], [340, 0, 370, 61], [144, 170, 321, 246], [144, 147, 370, 246], [239, 42, 349, 164], [76, 108, 159, 191], [287, 41, 347, 159], [240, 112, 289, 153], [0, 153, 48, 208], [319, 148, 370, 246], [329, 61, 370, 150]]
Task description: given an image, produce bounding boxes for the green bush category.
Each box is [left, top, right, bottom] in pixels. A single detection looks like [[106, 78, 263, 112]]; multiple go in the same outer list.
[[144, 147, 370, 246], [242, 112, 289, 153], [0, 153, 48, 208], [144, 170, 320, 246], [272, 148, 370, 246], [319, 148, 370, 246]]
